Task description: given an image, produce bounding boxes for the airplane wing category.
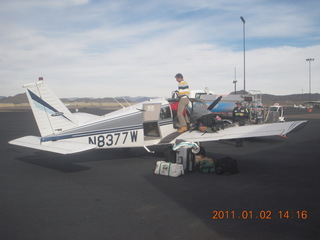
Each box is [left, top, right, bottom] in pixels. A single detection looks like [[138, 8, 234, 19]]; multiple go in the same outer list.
[[168, 120, 308, 144], [9, 136, 97, 155]]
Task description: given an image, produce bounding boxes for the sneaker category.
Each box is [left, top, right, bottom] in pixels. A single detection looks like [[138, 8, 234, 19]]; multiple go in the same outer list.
[[177, 126, 188, 133]]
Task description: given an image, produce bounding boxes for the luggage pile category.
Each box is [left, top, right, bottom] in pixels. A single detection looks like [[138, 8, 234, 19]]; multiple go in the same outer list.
[[155, 145, 239, 177], [196, 155, 239, 175]]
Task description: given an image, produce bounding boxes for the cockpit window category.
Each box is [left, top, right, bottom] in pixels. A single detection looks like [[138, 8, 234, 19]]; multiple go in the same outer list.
[[195, 93, 202, 99]]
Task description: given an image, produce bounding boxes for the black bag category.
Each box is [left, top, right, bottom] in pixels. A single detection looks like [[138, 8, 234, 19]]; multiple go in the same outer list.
[[196, 114, 226, 132], [164, 147, 176, 163], [215, 157, 239, 175], [197, 114, 215, 127]]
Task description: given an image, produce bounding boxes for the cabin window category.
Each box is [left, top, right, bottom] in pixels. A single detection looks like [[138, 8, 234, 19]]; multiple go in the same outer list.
[[195, 93, 212, 99], [160, 106, 172, 120]]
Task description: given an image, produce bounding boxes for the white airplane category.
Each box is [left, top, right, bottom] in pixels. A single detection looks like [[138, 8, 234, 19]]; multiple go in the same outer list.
[[9, 80, 308, 155]]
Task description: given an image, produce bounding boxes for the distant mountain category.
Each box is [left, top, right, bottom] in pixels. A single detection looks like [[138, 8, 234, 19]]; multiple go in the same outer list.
[[61, 97, 131, 103], [229, 90, 249, 95], [228, 91, 320, 106], [253, 93, 320, 106], [0, 93, 28, 104], [0, 93, 145, 104]]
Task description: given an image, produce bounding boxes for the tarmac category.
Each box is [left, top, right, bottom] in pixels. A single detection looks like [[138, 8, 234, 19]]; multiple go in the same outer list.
[[1, 109, 320, 240]]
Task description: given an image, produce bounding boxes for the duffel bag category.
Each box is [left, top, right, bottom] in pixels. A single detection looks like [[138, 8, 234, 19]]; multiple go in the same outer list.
[[154, 161, 184, 177]]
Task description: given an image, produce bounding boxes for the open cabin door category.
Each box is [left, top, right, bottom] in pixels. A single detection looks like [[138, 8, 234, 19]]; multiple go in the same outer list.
[[142, 103, 162, 139]]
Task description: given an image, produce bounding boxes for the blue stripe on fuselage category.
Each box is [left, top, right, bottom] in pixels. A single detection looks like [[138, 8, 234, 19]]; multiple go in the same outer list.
[[41, 124, 143, 142], [41, 120, 174, 142]]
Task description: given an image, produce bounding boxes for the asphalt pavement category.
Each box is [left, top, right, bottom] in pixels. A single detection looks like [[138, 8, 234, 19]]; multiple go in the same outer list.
[[0, 109, 319, 240]]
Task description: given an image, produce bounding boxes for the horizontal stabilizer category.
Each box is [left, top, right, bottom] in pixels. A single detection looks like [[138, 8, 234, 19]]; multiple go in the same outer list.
[[9, 136, 96, 155]]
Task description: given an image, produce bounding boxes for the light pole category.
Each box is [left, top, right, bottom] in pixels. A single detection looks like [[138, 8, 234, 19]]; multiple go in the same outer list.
[[233, 80, 237, 94], [240, 16, 246, 93], [306, 58, 314, 104], [233, 67, 237, 94]]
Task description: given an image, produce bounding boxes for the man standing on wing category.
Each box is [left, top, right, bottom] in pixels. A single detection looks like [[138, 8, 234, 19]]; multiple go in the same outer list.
[[175, 73, 190, 133]]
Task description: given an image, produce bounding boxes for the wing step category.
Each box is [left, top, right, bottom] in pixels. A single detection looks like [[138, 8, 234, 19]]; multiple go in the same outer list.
[[159, 132, 184, 144]]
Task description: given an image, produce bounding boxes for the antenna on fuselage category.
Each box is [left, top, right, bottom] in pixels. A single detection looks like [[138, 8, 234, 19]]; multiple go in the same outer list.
[[122, 97, 131, 107], [113, 98, 125, 109]]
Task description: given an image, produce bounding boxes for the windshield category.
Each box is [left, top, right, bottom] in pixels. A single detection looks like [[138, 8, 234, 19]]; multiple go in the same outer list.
[[188, 99, 208, 123]]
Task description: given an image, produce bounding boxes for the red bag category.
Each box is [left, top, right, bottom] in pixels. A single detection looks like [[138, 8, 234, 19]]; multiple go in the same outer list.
[[170, 102, 186, 116]]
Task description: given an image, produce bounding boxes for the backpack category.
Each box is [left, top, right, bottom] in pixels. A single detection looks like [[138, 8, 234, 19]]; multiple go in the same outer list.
[[215, 157, 239, 175], [196, 114, 226, 133]]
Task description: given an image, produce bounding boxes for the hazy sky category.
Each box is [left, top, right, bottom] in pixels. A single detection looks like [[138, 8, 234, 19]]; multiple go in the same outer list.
[[0, 0, 319, 98]]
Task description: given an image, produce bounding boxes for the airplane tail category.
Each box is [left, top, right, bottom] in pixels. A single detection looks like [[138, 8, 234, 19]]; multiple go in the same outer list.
[[24, 80, 78, 137]]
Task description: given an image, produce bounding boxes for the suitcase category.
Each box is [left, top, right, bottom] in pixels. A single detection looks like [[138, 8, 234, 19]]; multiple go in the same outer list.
[[175, 148, 195, 172]]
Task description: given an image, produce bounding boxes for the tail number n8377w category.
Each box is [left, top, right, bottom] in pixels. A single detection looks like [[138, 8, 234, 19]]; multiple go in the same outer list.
[[88, 131, 138, 147]]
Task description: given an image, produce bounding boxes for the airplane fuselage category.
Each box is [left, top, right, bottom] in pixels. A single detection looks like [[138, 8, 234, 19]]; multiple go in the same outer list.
[[40, 98, 177, 150]]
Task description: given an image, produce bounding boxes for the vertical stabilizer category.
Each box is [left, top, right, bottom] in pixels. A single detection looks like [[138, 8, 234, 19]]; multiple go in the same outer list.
[[24, 80, 78, 137]]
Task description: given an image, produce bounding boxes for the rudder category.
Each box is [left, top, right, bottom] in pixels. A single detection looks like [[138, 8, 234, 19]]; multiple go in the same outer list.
[[24, 80, 78, 137]]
